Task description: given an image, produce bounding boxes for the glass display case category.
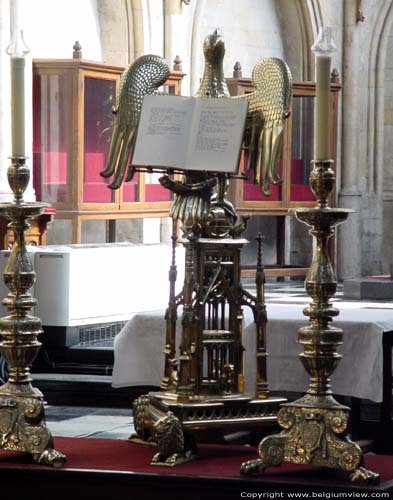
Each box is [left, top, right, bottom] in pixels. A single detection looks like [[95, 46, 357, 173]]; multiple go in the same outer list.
[[33, 49, 185, 243], [226, 69, 341, 277]]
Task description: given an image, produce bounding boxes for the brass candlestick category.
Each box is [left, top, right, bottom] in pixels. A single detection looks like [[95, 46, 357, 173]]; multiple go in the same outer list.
[[240, 159, 379, 484], [0, 156, 65, 467]]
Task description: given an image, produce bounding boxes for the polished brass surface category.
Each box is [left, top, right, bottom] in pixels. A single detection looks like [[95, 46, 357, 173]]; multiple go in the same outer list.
[[100, 54, 170, 189], [132, 233, 286, 466], [113, 30, 292, 466], [237, 58, 292, 195], [161, 29, 292, 224], [133, 392, 284, 467], [101, 30, 292, 210], [240, 159, 379, 484], [0, 157, 65, 466], [195, 29, 230, 99]]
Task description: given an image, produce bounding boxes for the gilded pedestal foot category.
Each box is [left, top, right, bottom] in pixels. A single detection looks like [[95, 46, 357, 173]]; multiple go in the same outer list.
[[240, 458, 267, 475], [0, 390, 65, 467], [241, 404, 380, 485], [151, 449, 196, 466], [34, 447, 66, 468], [350, 467, 380, 485], [241, 435, 285, 475]]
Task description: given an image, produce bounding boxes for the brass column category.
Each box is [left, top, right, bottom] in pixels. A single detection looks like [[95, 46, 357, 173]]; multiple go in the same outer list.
[[161, 232, 178, 391], [254, 233, 269, 398]]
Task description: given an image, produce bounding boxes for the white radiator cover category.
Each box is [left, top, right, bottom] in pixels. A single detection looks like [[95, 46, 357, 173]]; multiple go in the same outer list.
[[0, 243, 184, 327]]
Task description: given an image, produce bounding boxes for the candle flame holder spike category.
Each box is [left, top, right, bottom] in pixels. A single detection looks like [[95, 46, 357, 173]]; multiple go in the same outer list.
[[240, 158, 379, 484], [0, 156, 66, 467]]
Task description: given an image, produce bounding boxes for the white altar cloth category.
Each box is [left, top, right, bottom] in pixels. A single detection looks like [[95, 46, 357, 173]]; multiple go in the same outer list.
[[112, 302, 393, 403]]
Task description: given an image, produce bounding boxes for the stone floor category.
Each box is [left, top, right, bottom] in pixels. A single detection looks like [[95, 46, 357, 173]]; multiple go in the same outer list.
[[45, 405, 134, 440]]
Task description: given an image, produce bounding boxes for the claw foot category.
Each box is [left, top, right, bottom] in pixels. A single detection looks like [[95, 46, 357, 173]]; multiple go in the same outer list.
[[151, 449, 195, 466], [350, 467, 380, 485], [34, 448, 66, 468], [240, 458, 266, 476]]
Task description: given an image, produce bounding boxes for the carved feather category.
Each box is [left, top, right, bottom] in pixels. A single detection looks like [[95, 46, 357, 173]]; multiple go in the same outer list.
[[100, 55, 170, 189], [237, 58, 292, 196]]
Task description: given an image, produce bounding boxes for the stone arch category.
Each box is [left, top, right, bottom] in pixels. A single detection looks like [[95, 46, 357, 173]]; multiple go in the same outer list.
[[129, 0, 144, 60], [305, 0, 323, 39], [294, 0, 317, 81], [95, 0, 146, 66], [95, 0, 128, 65]]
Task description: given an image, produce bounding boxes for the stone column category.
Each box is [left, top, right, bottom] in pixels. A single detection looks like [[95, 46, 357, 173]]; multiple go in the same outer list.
[[337, 0, 362, 279]]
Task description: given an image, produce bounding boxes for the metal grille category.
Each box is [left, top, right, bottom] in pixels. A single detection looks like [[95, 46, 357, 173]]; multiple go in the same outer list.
[[79, 322, 126, 345]]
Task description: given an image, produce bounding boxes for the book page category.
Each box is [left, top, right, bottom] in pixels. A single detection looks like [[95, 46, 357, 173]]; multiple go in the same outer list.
[[185, 98, 248, 173], [132, 95, 192, 168]]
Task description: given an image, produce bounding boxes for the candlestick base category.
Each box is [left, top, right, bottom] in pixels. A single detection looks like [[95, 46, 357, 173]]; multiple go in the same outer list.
[[240, 395, 379, 484], [0, 382, 65, 467], [0, 157, 66, 467]]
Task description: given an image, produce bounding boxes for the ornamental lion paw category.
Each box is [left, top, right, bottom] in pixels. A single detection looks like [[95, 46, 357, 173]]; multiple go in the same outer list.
[[34, 448, 67, 468], [240, 458, 266, 476], [350, 467, 380, 485], [151, 451, 165, 464]]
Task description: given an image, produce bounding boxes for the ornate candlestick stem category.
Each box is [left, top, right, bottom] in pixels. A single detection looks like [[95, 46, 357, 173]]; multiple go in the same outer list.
[[240, 156, 379, 483], [0, 156, 66, 466]]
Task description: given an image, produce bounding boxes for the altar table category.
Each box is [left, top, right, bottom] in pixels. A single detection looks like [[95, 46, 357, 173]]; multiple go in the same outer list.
[[112, 302, 393, 403]]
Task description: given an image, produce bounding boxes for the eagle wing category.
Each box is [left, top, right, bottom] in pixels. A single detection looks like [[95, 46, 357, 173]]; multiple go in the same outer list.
[[100, 54, 170, 189], [240, 58, 292, 196]]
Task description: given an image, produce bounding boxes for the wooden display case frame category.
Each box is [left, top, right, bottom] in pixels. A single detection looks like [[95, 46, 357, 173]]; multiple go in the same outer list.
[[226, 71, 341, 277], [33, 54, 185, 243]]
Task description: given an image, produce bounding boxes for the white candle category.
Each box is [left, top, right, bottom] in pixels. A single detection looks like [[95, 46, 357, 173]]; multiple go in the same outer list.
[[315, 54, 331, 160], [10, 55, 25, 157], [312, 27, 336, 161]]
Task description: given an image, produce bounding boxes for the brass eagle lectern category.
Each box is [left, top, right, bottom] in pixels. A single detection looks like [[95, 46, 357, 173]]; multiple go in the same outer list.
[[102, 30, 292, 465]]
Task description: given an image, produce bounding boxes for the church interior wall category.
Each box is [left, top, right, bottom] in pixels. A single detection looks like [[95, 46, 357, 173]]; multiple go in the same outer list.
[[196, 0, 284, 80], [383, 30, 393, 273], [1, 0, 393, 277]]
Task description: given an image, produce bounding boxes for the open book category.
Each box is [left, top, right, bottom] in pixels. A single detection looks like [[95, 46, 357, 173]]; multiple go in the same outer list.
[[132, 95, 248, 174]]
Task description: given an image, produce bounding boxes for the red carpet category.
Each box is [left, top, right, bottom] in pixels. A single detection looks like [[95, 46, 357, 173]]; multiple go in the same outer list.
[[0, 437, 391, 486]]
